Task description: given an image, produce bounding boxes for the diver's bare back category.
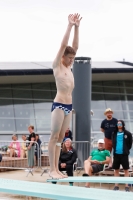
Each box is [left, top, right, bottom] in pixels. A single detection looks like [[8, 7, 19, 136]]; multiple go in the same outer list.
[[53, 64, 74, 104]]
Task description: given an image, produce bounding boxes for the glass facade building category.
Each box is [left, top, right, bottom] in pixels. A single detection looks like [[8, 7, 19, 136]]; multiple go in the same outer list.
[[0, 83, 56, 137], [0, 80, 133, 136], [91, 80, 133, 134]]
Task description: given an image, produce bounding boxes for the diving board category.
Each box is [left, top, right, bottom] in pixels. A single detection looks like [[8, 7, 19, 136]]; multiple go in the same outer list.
[[47, 176, 133, 184], [0, 178, 132, 200]]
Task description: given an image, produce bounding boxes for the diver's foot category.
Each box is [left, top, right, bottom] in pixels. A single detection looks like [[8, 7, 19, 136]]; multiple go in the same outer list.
[[57, 170, 68, 178], [48, 171, 63, 179]]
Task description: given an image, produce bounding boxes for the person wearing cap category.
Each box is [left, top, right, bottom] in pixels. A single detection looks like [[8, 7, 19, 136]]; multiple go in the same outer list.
[[112, 120, 132, 192], [101, 108, 118, 167], [83, 139, 110, 188], [58, 138, 77, 185]]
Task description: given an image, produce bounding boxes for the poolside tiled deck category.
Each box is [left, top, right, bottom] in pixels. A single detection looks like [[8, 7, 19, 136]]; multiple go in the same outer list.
[[0, 168, 132, 199]]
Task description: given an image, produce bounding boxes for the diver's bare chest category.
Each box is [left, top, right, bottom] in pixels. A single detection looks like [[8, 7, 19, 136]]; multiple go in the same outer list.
[[62, 71, 73, 81], [54, 67, 73, 80]]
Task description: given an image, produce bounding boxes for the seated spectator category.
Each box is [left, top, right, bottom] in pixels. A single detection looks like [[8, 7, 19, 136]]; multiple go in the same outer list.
[[21, 135, 28, 158], [112, 120, 132, 192], [83, 139, 110, 188], [7, 134, 21, 157], [34, 134, 42, 165], [59, 138, 77, 186], [63, 128, 73, 142]]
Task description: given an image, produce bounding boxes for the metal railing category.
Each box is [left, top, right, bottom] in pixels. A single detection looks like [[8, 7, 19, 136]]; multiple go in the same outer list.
[[39, 142, 49, 176], [0, 141, 39, 171], [1, 139, 120, 175], [72, 141, 90, 169]]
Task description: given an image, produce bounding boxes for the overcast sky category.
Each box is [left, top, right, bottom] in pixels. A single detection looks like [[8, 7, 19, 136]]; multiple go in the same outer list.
[[0, 0, 133, 62]]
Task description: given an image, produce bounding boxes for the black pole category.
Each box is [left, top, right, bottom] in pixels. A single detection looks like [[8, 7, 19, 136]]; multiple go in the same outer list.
[[72, 57, 92, 166]]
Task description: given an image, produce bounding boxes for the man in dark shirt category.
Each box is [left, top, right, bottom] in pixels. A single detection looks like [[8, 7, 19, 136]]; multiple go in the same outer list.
[[27, 125, 36, 170], [101, 108, 117, 167]]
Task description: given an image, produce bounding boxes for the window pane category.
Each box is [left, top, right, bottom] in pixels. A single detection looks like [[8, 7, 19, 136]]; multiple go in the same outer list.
[[128, 104, 133, 110], [91, 101, 106, 110], [40, 134, 50, 142], [12, 89, 32, 99], [34, 101, 51, 109], [92, 93, 104, 100], [119, 88, 124, 93], [124, 121, 130, 130], [51, 91, 56, 99], [122, 101, 133, 110], [0, 89, 12, 98], [112, 111, 124, 119], [103, 87, 120, 93], [104, 94, 120, 101], [123, 111, 133, 120], [0, 135, 15, 140], [50, 82, 56, 90], [12, 83, 31, 89], [35, 109, 51, 131], [14, 108, 35, 119], [91, 120, 102, 131], [92, 81, 103, 86], [127, 95, 133, 101], [34, 109, 50, 119], [126, 88, 133, 94], [15, 119, 36, 132], [0, 84, 11, 88], [106, 100, 122, 111], [32, 83, 51, 90], [129, 112, 133, 120], [102, 81, 119, 87], [0, 99, 13, 108], [120, 95, 125, 101], [14, 100, 33, 108], [32, 90, 52, 100], [92, 86, 103, 93], [92, 110, 105, 119], [0, 108, 14, 118], [124, 81, 133, 87], [0, 119, 15, 131], [129, 122, 133, 133], [36, 119, 50, 131]]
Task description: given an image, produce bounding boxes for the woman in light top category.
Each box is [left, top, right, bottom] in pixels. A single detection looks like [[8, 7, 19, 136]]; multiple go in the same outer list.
[[8, 134, 21, 157]]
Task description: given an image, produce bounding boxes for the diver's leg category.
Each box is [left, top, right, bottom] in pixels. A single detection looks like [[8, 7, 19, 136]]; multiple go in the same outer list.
[[55, 112, 72, 177], [48, 108, 64, 179]]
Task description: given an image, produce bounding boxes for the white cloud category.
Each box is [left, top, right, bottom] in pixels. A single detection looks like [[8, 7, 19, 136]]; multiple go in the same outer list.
[[0, 0, 133, 62]]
